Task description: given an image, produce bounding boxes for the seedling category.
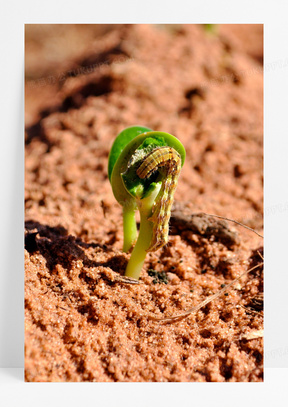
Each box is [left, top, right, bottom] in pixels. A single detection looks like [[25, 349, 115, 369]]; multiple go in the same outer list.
[[203, 24, 217, 34], [108, 126, 185, 280]]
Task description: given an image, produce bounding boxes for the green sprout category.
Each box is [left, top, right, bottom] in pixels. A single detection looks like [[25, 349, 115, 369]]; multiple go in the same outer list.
[[203, 24, 218, 35], [108, 126, 185, 280]]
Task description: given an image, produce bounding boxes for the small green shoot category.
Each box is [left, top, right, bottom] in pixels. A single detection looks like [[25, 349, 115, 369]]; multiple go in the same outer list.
[[203, 24, 218, 35], [108, 126, 185, 280]]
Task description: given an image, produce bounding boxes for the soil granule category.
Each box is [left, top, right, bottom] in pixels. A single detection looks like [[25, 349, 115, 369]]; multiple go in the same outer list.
[[25, 24, 263, 382]]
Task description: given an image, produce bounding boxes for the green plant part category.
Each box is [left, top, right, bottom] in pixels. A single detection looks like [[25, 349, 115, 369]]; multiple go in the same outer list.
[[108, 126, 186, 280], [203, 24, 218, 35]]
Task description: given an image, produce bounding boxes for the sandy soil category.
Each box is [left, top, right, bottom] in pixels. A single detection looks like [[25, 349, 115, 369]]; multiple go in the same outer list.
[[25, 24, 263, 382]]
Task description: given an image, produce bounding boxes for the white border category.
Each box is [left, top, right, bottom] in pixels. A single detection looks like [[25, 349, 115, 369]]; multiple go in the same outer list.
[[0, 368, 288, 406]]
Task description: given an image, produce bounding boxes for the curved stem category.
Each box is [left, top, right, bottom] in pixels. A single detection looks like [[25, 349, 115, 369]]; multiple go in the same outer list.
[[122, 207, 137, 252], [125, 184, 161, 279], [124, 210, 153, 279]]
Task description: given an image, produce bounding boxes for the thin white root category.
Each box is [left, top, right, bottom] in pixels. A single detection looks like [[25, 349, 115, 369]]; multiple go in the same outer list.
[[148, 261, 263, 323], [200, 212, 263, 239]]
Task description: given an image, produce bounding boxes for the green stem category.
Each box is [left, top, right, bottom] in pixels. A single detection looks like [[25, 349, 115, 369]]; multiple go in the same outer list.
[[125, 183, 161, 279], [122, 207, 137, 252], [124, 210, 153, 279]]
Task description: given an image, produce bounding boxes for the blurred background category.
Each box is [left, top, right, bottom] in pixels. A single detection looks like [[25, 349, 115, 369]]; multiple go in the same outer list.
[[25, 24, 263, 127]]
